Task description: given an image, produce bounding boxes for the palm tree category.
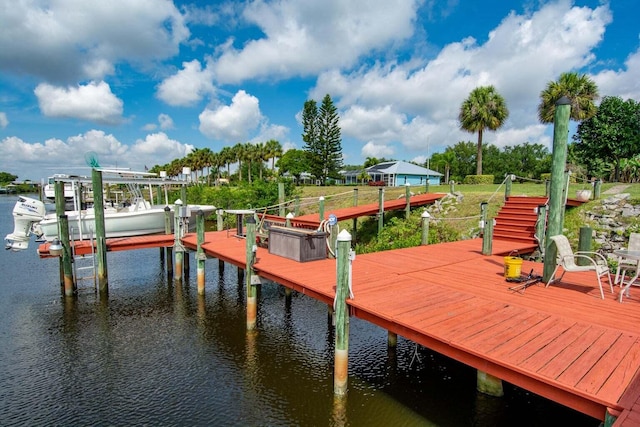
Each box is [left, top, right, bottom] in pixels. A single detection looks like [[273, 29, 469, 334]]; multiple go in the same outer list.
[[219, 146, 234, 180], [458, 85, 509, 175], [232, 143, 245, 182], [538, 72, 599, 123], [244, 143, 258, 184], [265, 139, 283, 171], [198, 148, 214, 185]]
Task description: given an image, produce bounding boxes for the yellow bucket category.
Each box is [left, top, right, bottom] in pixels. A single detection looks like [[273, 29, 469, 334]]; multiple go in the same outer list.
[[504, 256, 523, 279]]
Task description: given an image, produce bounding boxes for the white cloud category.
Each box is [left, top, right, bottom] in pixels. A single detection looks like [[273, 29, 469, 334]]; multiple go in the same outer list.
[[311, 1, 613, 157], [592, 48, 640, 101], [361, 141, 395, 158], [0, 130, 194, 181], [34, 81, 124, 125], [129, 132, 194, 170], [212, 0, 421, 84], [0, 0, 189, 82], [199, 90, 263, 141], [0, 112, 8, 128], [0, 131, 126, 180], [157, 59, 216, 106], [158, 114, 175, 130]]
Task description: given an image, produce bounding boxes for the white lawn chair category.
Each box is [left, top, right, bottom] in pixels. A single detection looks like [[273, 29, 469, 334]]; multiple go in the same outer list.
[[614, 232, 640, 285], [546, 235, 613, 299]]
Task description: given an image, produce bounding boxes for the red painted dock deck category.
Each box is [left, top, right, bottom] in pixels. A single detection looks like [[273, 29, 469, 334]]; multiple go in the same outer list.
[[261, 192, 445, 229], [180, 231, 640, 424], [34, 189, 640, 424]]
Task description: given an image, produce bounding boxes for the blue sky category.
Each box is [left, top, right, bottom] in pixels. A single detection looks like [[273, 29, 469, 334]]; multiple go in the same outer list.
[[0, 0, 638, 182]]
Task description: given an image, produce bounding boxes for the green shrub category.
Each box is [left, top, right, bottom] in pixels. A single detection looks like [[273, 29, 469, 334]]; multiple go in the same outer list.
[[463, 175, 494, 185]]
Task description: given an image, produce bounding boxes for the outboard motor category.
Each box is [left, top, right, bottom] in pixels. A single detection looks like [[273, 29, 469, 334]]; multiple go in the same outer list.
[[5, 196, 46, 251]]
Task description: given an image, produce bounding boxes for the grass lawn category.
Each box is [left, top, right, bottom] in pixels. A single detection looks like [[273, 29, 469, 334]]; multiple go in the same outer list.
[[291, 182, 640, 247]]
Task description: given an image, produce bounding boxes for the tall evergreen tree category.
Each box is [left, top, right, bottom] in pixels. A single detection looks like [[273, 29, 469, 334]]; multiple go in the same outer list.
[[302, 94, 343, 185]]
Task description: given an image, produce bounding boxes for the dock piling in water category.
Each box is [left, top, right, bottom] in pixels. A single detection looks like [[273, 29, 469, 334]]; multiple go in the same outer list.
[[245, 216, 258, 330], [196, 210, 206, 295], [334, 230, 352, 395]]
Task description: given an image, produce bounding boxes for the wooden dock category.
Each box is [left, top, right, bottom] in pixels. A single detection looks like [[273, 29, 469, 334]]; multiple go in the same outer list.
[[34, 189, 640, 425], [179, 231, 640, 425]]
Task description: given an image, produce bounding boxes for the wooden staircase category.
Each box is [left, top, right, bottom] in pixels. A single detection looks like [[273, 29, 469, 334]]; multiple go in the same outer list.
[[493, 196, 548, 248]]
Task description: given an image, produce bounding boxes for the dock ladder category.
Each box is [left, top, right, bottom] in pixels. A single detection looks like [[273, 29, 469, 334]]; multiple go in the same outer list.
[[70, 226, 97, 288]]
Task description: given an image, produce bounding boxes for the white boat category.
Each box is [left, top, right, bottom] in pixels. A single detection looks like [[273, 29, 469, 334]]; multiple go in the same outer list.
[[5, 170, 216, 251], [43, 174, 77, 201]]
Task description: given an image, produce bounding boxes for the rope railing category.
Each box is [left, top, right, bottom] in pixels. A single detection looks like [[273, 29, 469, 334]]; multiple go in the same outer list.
[[486, 175, 509, 204], [512, 175, 545, 184]]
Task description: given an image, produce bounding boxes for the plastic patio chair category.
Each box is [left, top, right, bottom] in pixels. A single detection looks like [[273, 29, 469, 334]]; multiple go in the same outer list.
[[545, 234, 613, 299], [614, 232, 640, 285]]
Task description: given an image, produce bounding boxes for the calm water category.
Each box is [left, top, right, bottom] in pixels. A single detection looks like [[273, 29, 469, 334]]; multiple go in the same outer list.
[[0, 194, 598, 426]]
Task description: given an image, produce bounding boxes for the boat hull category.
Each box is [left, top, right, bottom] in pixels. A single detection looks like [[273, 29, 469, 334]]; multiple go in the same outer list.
[[37, 205, 216, 241]]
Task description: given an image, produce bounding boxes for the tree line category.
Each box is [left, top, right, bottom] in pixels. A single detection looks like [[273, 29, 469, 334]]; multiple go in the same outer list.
[[456, 72, 640, 183]]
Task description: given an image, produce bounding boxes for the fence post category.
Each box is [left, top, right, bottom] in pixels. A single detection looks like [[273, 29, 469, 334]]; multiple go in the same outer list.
[[405, 183, 411, 220], [378, 188, 384, 236], [278, 182, 285, 217], [482, 218, 494, 255], [421, 211, 431, 245], [505, 174, 512, 200], [594, 179, 602, 200]]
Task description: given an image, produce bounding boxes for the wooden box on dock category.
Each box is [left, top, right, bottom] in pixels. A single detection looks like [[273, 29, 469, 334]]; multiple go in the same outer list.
[[268, 225, 327, 262]]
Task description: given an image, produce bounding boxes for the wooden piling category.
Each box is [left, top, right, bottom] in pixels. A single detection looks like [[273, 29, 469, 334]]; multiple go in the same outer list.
[[377, 188, 384, 236], [216, 209, 224, 231], [59, 214, 75, 297], [482, 218, 493, 255], [245, 216, 258, 330], [505, 174, 512, 199], [278, 182, 285, 217], [578, 226, 592, 266], [173, 203, 183, 282], [334, 230, 351, 395], [543, 97, 571, 282], [352, 188, 358, 241], [196, 210, 206, 295], [421, 211, 431, 245], [388, 331, 397, 348], [477, 371, 504, 397], [91, 169, 108, 293], [164, 206, 173, 273], [594, 179, 602, 199], [319, 196, 325, 222], [405, 184, 411, 220], [54, 181, 66, 288]]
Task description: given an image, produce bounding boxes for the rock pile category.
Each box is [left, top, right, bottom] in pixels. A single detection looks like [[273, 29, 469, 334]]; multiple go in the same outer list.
[[583, 193, 640, 257]]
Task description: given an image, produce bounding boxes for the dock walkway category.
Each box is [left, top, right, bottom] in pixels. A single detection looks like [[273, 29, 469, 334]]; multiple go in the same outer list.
[[181, 231, 640, 424]]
